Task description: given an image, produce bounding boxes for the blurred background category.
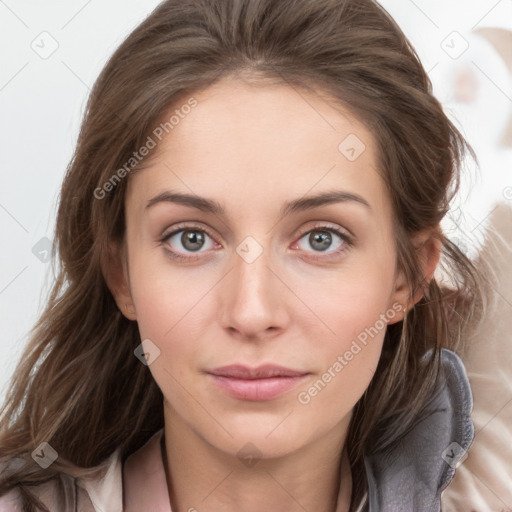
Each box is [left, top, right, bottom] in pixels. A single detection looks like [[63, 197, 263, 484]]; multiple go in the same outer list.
[[1, 0, 511, 397]]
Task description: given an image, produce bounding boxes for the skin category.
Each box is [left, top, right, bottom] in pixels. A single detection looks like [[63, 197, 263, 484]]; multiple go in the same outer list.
[[107, 76, 440, 512]]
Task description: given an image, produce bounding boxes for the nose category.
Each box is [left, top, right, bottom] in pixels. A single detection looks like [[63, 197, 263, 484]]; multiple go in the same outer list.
[[219, 239, 290, 342]]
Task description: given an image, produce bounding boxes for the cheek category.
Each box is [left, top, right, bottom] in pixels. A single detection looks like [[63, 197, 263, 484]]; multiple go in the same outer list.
[[291, 257, 397, 410], [292, 253, 397, 344], [295, 340, 382, 436], [128, 266, 206, 408], [127, 255, 220, 390], [310, 303, 387, 396], [294, 280, 394, 425], [128, 242, 213, 339]]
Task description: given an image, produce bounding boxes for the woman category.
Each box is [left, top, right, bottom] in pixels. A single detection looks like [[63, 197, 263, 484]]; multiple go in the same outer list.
[[0, 0, 490, 510]]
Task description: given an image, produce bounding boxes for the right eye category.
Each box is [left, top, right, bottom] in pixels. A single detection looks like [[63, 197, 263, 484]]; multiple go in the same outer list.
[[159, 224, 220, 261]]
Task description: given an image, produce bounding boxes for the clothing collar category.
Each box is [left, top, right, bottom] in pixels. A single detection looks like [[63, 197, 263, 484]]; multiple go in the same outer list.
[[364, 348, 474, 511], [121, 349, 473, 512]]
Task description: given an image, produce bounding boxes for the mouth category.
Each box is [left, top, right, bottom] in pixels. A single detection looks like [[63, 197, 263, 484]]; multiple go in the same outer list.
[[205, 364, 311, 401]]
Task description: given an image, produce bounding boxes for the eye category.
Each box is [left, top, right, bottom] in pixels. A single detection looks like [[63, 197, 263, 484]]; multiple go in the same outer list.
[[159, 223, 353, 262], [159, 224, 218, 260], [293, 225, 353, 259]]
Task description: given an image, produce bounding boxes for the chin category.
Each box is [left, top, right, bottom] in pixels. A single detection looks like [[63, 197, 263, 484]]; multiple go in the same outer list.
[[204, 416, 317, 460]]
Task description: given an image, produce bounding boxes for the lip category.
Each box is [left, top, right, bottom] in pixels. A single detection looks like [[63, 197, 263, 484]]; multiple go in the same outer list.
[[206, 364, 310, 401]]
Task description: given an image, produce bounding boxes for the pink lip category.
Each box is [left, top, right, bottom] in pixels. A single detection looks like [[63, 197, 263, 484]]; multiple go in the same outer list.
[[206, 364, 310, 401]]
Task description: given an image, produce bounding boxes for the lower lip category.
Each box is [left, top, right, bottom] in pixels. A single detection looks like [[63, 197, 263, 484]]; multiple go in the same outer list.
[[207, 374, 309, 401]]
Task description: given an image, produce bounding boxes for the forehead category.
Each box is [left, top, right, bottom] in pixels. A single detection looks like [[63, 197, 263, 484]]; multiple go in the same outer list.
[[152, 76, 374, 161], [126, 77, 387, 217]]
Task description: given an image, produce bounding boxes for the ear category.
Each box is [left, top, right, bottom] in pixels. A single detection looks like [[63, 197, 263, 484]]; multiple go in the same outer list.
[[102, 240, 137, 321], [388, 228, 442, 325]]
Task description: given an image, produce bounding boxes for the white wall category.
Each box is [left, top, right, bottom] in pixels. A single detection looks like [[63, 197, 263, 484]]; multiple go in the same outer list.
[[1, 0, 511, 398]]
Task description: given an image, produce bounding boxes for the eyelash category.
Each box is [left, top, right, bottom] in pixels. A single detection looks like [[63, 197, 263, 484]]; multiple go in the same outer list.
[[158, 222, 354, 262]]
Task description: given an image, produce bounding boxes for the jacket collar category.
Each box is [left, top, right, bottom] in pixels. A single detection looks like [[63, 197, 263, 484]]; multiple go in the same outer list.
[[363, 348, 474, 511]]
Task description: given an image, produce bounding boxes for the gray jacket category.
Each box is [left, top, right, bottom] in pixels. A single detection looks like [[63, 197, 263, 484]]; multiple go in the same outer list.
[[363, 348, 473, 511]]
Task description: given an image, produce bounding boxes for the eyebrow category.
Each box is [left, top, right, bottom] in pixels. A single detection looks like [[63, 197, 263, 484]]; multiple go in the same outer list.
[[145, 189, 371, 217]]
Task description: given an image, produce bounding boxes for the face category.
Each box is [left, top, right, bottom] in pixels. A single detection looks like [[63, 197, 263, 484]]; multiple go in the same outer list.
[[115, 77, 410, 460]]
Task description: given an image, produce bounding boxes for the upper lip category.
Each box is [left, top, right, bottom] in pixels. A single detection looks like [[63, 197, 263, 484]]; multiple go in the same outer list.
[[206, 364, 309, 379]]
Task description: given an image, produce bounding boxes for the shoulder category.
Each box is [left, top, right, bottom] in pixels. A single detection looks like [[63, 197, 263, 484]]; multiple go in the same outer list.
[[0, 448, 123, 512]]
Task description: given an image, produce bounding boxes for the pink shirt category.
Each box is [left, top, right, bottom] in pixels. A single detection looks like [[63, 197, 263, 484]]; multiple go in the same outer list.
[[123, 429, 172, 511]]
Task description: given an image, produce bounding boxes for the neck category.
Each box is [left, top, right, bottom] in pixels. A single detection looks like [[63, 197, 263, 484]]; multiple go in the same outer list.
[[162, 406, 352, 512]]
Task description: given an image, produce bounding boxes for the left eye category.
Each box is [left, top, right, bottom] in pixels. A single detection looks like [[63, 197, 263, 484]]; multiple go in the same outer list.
[[295, 227, 349, 254]]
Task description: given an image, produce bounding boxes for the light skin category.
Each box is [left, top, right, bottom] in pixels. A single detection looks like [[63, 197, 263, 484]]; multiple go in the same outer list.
[[106, 76, 440, 512]]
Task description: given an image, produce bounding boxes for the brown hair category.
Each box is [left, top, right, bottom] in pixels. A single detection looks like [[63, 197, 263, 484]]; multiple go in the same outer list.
[[0, 0, 488, 510]]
